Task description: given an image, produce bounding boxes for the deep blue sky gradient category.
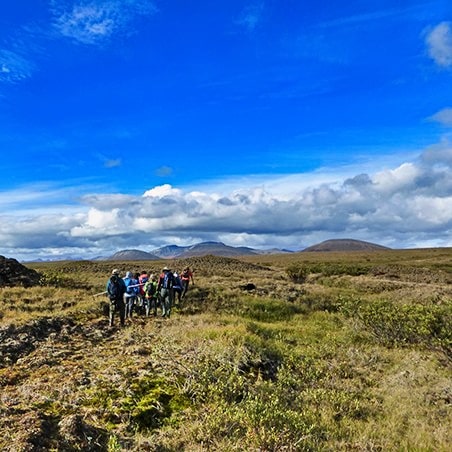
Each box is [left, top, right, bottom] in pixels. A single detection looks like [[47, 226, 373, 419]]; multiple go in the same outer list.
[[0, 1, 451, 260]]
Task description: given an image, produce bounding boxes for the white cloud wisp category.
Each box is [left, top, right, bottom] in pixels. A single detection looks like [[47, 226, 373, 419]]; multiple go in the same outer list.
[[426, 21, 452, 67], [0, 49, 34, 83], [52, 0, 157, 45]]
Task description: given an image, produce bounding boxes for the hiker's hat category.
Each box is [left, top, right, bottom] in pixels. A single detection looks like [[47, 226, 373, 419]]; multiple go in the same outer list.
[[125, 271, 133, 278], [112, 268, 120, 275], [162, 266, 170, 271]]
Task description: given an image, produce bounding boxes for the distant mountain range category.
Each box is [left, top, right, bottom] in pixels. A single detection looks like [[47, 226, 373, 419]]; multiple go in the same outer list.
[[152, 241, 261, 258], [105, 239, 389, 261], [106, 241, 292, 261]]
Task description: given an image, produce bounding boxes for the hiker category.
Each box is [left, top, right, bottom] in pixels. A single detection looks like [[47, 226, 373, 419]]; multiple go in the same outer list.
[[123, 271, 139, 319], [138, 270, 149, 308], [157, 266, 174, 318], [143, 274, 158, 316], [173, 272, 183, 305], [181, 266, 194, 299], [106, 269, 127, 327], [134, 272, 144, 314]]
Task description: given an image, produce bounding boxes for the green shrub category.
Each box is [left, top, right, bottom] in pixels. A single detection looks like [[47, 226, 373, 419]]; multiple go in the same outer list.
[[286, 264, 309, 283], [240, 297, 303, 322], [121, 376, 191, 431], [299, 292, 341, 313], [337, 296, 452, 356], [236, 387, 323, 451]]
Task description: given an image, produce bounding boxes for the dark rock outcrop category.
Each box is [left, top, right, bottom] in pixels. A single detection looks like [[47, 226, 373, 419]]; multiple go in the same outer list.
[[0, 255, 41, 287]]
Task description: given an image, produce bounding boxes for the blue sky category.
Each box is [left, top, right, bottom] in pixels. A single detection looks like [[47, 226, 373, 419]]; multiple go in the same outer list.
[[1, 0, 451, 261]]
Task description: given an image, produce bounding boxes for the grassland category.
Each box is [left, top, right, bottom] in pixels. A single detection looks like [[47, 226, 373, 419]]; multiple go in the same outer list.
[[0, 248, 451, 451]]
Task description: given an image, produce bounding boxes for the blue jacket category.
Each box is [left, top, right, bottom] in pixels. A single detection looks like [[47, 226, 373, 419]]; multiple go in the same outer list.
[[123, 277, 139, 296], [106, 275, 126, 300]]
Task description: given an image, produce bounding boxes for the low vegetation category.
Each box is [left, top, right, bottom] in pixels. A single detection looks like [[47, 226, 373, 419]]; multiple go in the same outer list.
[[0, 250, 451, 450]]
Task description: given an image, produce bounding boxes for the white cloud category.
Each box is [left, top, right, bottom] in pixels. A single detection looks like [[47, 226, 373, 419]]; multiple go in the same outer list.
[[0, 49, 34, 83], [143, 184, 182, 198], [426, 21, 452, 67], [0, 0, 156, 89], [0, 183, 84, 212], [54, 3, 119, 44], [373, 162, 420, 194], [236, 3, 264, 32], [51, 0, 157, 45], [410, 196, 452, 224], [429, 107, 452, 126], [104, 158, 122, 168], [421, 140, 452, 167], [155, 166, 173, 177], [1, 146, 451, 261]]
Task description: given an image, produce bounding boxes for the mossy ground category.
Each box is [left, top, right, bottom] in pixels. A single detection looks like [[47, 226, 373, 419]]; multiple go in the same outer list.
[[0, 250, 450, 450]]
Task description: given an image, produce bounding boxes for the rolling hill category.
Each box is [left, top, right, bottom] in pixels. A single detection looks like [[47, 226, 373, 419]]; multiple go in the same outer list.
[[303, 238, 390, 252], [106, 249, 161, 261]]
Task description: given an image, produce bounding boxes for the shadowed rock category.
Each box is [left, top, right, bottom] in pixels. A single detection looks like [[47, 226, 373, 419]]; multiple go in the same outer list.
[[0, 255, 41, 287]]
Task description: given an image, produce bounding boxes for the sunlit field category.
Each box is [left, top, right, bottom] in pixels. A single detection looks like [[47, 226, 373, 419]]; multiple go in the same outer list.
[[0, 249, 450, 451]]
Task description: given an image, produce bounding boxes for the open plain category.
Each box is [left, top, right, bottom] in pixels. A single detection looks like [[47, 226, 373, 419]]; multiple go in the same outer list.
[[0, 248, 451, 451]]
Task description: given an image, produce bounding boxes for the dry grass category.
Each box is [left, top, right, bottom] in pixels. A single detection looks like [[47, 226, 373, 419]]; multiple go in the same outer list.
[[0, 249, 450, 450]]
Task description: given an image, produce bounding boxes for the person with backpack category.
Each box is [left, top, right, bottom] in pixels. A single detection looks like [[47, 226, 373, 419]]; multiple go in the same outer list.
[[181, 266, 194, 299], [137, 270, 149, 310], [123, 271, 139, 319], [157, 266, 174, 318], [106, 269, 127, 327], [172, 272, 183, 306], [143, 274, 158, 316]]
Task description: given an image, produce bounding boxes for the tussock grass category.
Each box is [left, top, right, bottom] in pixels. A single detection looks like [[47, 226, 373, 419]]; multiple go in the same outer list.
[[0, 248, 450, 450]]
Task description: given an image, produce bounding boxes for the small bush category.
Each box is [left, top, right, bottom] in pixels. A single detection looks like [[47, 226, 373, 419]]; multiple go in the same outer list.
[[286, 264, 309, 283], [338, 296, 452, 356]]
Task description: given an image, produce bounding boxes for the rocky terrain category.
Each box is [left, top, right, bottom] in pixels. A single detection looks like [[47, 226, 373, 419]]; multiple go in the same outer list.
[[0, 315, 125, 450], [0, 256, 41, 287]]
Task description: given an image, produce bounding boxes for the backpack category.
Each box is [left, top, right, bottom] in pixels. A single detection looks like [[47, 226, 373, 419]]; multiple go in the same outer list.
[[124, 277, 137, 295], [145, 280, 156, 297], [139, 275, 149, 294], [108, 275, 122, 301], [162, 271, 173, 289], [173, 275, 182, 290]]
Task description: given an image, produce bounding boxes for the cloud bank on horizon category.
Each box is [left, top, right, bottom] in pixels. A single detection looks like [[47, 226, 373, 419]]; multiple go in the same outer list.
[[1, 142, 451, 261], [0, 1, 451, 260]]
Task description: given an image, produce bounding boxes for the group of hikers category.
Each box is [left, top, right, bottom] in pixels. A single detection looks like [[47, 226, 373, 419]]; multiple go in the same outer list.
[[105, 266, 194, 327]]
